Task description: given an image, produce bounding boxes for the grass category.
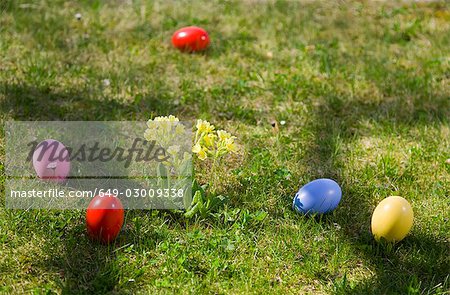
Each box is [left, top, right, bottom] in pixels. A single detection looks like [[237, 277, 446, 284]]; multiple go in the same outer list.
[[1, 0, 449, 294]]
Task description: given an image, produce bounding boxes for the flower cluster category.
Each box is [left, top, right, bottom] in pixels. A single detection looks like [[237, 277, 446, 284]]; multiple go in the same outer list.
[[144, 115, 186, 147], [144, 116, 239, 217], [192, 119, 237, 161], [144, 115, 191, 175]]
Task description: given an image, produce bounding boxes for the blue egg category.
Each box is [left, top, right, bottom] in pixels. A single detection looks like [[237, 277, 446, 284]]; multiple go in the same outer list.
[[293, 178, 342, 214]]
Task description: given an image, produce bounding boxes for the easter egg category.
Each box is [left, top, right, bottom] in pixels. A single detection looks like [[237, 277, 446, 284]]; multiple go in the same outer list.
[[172, 26, 210, 52], [371, 196, 413, 242], [293, 178, 342, 214], [32, 139, 71, 183], [86, 194, 124, 244]]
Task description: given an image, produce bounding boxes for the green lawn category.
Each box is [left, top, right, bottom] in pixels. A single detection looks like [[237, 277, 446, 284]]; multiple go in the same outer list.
[[1, 0, 449, 294]]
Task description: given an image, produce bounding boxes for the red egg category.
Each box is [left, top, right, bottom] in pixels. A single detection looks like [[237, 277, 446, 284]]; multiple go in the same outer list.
[[172, 26, 210, 52], [86, 194, 124, 244]]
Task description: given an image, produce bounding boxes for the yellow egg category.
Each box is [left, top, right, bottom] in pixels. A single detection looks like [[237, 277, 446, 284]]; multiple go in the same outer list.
[[371, 196, 414, 242]]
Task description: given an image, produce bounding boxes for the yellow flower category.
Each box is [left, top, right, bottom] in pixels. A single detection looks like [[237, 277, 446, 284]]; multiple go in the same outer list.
[[196, 119, 215, 134], [168, 115, 179, 122], [154, 116, 167, 122], [192, 142, 202, 153], [146, 116, 238, 163], [144, 128, 155, 141], [175, 124, 185, 135], [159, 120, 171, 134], [224, 138, 237, 153], [197, 148, 208, 161], [203, 133, 216, 148], [167, 145, 180, 156], [146, 119, 155, 128], [153, 115, 179, 125], [217, 130, 232, 141]]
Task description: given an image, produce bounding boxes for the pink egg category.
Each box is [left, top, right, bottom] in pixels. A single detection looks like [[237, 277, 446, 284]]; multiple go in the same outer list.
[[32, 139, 71, 183]]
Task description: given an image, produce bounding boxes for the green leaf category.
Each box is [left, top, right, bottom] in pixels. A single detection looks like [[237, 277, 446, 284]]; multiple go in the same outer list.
[[253, 210, 268, 222], [157, 163, 169, 189], [184, 190, 203, 218]]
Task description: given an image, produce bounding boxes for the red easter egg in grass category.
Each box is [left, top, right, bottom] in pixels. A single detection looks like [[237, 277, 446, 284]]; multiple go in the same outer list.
[[172, 26, 210, 52], [86, 194, 124, 244]]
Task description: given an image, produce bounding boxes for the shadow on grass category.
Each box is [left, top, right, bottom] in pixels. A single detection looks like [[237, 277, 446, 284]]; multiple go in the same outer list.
[[0, 83, 179, 121], [47, 229, 121, 294], [0, 83, 191, 293], [300, 74, 450, 293], [342, 232, 449, 294], [35, 208, 174, 294]]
